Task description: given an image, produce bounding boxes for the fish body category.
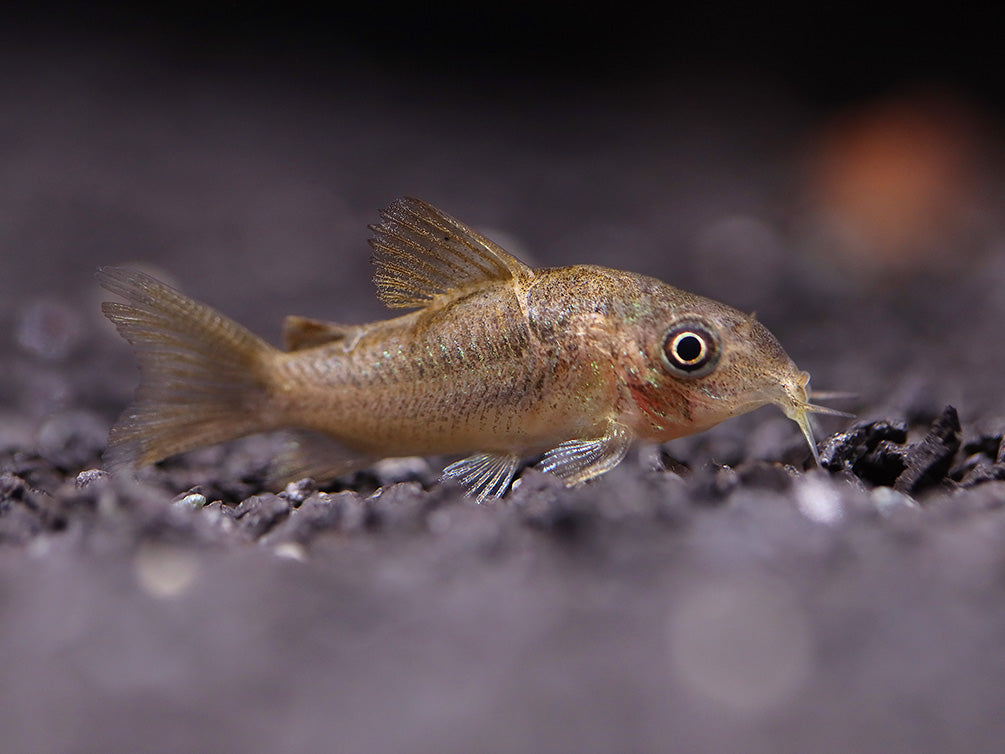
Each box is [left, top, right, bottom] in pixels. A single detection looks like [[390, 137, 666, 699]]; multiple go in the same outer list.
[[100, 198, 838, 499]]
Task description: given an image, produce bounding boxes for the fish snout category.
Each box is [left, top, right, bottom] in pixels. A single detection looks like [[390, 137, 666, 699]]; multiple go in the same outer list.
[[777, 369, 821, 464]]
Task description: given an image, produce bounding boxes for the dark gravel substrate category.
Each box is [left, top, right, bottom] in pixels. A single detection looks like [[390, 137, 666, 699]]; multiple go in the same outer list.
[[3, 22, 1005, 754]]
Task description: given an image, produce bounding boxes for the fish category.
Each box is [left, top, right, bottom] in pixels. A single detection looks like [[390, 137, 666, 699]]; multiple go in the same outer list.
[[98, 197, 845, 501]]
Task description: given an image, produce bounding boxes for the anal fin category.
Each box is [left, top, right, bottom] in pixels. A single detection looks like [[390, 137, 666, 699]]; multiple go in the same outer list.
[[540, 422, 632, 486], [271, 429, 373, 486], [442, 452, 520, 503]]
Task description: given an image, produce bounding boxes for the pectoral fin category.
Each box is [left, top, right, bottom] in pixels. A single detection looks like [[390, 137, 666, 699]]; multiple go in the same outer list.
[[369, 197, 534, 309], [442, 452, 521, 503], [540, 422, 632, 486]]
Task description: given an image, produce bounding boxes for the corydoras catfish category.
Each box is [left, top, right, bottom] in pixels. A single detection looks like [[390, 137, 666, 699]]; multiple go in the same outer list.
[[99, 197, 843, 500]]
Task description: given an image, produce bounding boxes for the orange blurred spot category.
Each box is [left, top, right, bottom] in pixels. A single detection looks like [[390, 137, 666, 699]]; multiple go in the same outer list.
[[809, 93, 984, 270]]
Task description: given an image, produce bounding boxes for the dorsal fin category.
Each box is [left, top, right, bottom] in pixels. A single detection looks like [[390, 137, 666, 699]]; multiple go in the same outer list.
[[368, 197, 534, 309], [283, 315, 360, 351]]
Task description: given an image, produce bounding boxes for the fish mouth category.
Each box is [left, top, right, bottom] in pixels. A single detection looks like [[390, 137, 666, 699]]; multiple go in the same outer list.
[[777, 370, 853, 465]]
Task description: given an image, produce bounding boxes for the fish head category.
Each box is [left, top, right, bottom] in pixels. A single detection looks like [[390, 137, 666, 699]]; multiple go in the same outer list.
[[619, 284, 837, 462]]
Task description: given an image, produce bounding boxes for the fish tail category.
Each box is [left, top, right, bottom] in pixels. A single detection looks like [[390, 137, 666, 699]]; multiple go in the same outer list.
[[98, 267, 280, 470]]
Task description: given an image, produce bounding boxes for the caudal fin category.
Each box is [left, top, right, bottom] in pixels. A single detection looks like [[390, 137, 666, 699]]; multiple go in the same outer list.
[[98, 267, 278, 470]]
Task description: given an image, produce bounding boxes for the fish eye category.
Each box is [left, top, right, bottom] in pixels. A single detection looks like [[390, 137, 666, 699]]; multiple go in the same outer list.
[[660, 320, 721, 378]]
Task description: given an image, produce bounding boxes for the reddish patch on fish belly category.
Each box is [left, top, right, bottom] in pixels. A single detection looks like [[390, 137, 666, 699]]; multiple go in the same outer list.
[[626, 377, 688, 437]]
